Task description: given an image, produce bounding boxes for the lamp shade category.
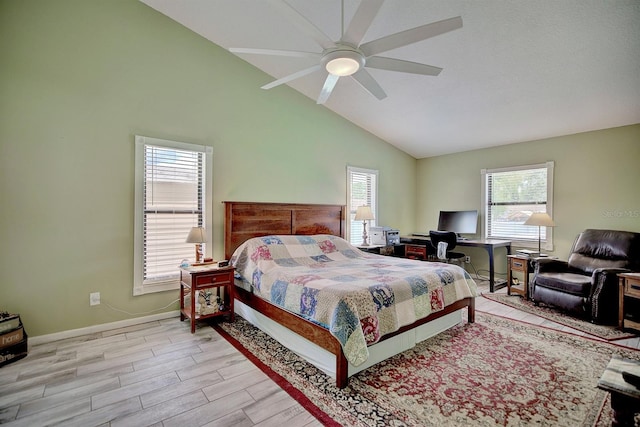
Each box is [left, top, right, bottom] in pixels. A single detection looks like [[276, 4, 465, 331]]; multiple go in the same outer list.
[[185, 227, 207, 243], [524, 212, 555, 227], [354, 206, 375, 221]]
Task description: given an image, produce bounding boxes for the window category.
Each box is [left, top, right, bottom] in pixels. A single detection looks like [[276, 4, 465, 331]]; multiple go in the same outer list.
[[481, 162, 554, 249], [134, 136, 213, 295], [347, 166, 378, 245]]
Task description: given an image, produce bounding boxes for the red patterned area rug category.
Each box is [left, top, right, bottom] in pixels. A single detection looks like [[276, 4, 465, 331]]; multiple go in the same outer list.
[[214, 313, 640, 427], [482, 292, 636, 341]]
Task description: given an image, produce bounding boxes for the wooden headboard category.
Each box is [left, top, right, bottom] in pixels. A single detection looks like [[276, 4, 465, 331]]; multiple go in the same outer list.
[[223, 201, 346, 260]]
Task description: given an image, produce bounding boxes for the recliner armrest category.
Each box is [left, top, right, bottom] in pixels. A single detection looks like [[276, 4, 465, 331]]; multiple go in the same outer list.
[[589, 267, 631, 324], [590, 267, 630, 283], [534, 258, 569, 274]]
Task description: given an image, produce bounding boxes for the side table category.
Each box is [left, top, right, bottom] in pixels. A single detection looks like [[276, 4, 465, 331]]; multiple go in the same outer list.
[[507, 254, 533, 299], [619, 272, 640, 332], [180, 265, 235, 333], [598, 356, 640, 426]]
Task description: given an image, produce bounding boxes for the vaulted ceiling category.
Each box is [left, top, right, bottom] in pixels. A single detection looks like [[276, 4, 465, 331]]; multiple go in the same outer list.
[[141, 0, 640, 158]]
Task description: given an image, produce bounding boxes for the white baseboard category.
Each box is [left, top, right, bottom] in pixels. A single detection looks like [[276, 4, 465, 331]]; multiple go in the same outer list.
[[28, 310, 181, 346]]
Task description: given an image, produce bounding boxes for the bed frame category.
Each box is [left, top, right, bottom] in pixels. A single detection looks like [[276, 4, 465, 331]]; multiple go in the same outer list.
[[224, 201, 475, 388]]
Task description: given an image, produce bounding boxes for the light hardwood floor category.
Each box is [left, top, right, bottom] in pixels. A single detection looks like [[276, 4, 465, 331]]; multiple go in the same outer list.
[[1, 283, 638, 426]]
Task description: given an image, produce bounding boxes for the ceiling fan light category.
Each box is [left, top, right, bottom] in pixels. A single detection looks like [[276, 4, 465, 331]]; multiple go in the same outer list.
[[326, 57, 361, 76], [322, 49, 365, 77]]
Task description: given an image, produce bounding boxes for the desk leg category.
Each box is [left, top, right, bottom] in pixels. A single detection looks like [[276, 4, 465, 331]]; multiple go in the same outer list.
[[488, 246, 495, 292], [487, 244, 511, 293]]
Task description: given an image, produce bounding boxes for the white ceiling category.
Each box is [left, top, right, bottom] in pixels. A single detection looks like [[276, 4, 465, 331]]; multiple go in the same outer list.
[[141, 0, 640, 158]]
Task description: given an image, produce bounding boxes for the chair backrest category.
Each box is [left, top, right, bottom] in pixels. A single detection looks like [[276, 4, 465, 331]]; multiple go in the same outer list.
[[568, 229, 640, 273], [429, 230, 458, 252]]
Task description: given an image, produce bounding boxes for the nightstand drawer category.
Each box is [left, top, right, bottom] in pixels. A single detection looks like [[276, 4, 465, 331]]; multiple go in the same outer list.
[[625, 277, 640, 298], [195, 271, 233, 287], [509, 258, 527, 272]]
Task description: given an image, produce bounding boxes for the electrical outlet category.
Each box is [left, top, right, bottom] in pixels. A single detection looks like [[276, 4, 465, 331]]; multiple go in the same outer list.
[[89, 292, 101, 306], [464, 256, 471, 263]]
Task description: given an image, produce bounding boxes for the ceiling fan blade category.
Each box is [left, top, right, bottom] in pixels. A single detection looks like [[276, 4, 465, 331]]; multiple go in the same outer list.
[[359, 16, 463, 57], [351, 68, 387, 100], [268, 0, 335, 50], [316, 73, 340, 104], [340, 0, 384, 46], [229, 48, 321, 59], [366, 56, 442, 76], [261, 64, 322, 90]]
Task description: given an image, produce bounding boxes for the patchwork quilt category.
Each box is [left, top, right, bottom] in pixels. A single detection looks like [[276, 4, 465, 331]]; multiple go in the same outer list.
[[231, 234, 478, 366]]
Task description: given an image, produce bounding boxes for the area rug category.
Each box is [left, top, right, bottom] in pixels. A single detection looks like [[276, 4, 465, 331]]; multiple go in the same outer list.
[[482, 292, 637, 341], [214, 313, 640, 426]]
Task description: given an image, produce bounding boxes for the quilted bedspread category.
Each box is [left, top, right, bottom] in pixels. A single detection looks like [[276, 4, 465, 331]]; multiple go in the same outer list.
[[231, 234, 478, 366]]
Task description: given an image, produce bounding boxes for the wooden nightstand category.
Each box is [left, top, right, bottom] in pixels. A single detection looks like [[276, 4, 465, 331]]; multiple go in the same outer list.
[[507, 254, 533, 299], [619, 272, 640, 332], [180, 265, 235, 333]]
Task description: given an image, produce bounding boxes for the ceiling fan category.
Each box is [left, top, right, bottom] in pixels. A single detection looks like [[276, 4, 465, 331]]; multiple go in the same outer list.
[[229, 0, 462, 104]]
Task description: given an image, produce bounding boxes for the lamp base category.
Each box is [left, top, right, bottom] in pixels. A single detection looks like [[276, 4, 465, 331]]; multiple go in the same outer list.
[[361, 221, 369, 246], [194, 244, 203, 264]]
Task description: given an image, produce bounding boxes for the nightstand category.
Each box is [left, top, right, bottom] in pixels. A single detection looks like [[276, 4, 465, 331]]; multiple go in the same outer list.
[[180, 265, 235, 333], [618, 272, 640, 332], [507, 254, 534, 299]]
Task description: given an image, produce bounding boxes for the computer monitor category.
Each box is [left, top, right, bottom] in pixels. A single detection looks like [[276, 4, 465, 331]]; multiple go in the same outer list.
[[437, 210, 478, 238]]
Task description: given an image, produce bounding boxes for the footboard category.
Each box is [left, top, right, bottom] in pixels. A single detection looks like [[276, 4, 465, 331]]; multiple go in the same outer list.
[[234, 284, 474, 388]]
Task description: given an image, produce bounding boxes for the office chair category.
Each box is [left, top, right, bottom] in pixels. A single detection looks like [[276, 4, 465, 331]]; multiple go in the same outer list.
[[429, 230, 466, 265]]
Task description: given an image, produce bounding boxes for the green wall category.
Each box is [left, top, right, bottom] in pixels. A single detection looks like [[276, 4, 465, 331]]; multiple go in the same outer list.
[[417, 124, 640, 279], [0, 0, 416, 337]]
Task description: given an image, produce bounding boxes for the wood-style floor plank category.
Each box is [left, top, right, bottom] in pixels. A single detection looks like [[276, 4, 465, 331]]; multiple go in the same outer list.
[[0, 281, 637, 426]]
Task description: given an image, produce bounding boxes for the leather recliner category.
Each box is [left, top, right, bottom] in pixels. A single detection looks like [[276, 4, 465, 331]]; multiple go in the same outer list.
[[530, 229, 640, 324]]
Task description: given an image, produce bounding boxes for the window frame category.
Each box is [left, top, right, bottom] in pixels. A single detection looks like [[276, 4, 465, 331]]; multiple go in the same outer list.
[[481, 161, 554, 250], [133, 135, 213, 296], [347, 166, 378, 245]]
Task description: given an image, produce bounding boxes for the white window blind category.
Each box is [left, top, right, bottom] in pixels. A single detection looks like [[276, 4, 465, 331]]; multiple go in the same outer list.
[[347, 166, 378, 245], [482, 162, 554, 248], [134, 136, 213, 295]]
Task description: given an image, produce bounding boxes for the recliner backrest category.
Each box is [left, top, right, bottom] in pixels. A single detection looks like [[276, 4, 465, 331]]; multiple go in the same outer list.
[[567, 229, 640, 274]]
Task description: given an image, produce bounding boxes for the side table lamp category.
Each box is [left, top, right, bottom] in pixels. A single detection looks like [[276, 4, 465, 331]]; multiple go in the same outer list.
[[185, 226, 207, 264], [354, 206, 375, 246], [524, 212, 555, 255]]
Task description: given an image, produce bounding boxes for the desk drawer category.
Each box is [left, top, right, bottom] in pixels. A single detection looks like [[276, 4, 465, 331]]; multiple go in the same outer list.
[[625, 277, 640, 298], [405, 245, 427, 260]]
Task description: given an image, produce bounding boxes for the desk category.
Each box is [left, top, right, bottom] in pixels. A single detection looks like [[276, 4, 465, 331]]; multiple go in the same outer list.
[[401, 235, 512, 292], [357, 244, 405, 257]]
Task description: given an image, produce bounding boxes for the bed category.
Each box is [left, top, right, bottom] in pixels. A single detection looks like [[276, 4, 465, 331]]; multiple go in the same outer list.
[[224, 201, 477, 388]]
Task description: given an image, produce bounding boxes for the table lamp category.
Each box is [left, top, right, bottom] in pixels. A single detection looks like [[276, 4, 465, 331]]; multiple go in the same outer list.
[[185, 226, 207, 263], [524, 212, 555, 254], [354, 206, 375, 246]]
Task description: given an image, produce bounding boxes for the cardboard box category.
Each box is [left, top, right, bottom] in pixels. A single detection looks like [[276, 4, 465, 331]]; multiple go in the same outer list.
[[0, 336, 28, 368], [0, 327, 24, 349]]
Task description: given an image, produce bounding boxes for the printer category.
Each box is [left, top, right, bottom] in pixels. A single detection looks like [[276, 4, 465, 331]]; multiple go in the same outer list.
[[370, 226, 400, 246]]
